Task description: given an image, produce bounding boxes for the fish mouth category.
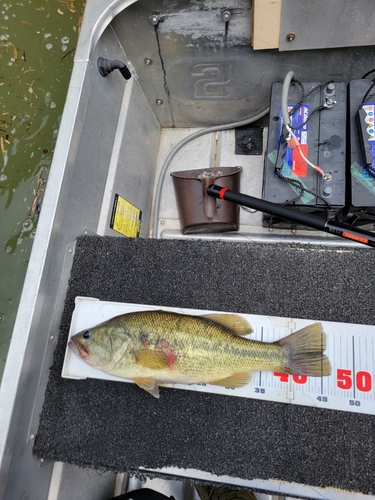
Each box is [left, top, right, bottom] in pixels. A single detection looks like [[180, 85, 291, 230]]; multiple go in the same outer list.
[[68, 338, 90, 360], [68, 339, 78, 354]]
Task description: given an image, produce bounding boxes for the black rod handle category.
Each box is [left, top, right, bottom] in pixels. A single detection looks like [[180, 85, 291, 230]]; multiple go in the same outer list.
[[206, 184, 375, 248], [206, 184, 326, 230]]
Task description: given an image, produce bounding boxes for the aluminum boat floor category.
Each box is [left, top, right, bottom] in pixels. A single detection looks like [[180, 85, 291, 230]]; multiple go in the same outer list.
[[34, 236, 375, 498]]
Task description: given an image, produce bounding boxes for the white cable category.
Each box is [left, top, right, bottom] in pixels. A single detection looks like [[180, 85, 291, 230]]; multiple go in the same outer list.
[[296, 145, 319, 171], [151, 107, 270, 238], [285, 124, 325, 176], [281, 71, 295, 126]]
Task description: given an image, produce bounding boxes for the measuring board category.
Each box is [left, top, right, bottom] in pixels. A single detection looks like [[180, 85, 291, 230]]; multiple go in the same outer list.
[[62, 297, 375, 415]]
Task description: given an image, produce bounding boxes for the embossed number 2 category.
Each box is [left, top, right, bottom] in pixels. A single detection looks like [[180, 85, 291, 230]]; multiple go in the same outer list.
[[192, 63, 232, 99]]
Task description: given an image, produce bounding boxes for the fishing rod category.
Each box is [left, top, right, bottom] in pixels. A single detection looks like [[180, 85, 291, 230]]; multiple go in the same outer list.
[[206, 184, 375, 248]]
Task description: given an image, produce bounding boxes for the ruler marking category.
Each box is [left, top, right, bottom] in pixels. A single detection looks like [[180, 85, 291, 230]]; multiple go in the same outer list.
[[345, 335, 349, 376], [352, 336, 356, 400], [259, 327, 263, 387], [321, 327, 324, 396], [371, 338, 375, 401]]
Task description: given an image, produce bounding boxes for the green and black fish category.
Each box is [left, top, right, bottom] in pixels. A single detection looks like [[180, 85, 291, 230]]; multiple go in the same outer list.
[[69, 310, 331, 397]]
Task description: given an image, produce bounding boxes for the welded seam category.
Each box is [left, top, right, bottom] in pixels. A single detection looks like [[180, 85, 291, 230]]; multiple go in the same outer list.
[[154, 25, 175, 127]]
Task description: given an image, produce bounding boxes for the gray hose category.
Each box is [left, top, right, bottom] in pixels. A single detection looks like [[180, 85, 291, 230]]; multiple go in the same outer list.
[[151, 106, 270, 238], [281, 71, 295, 127]]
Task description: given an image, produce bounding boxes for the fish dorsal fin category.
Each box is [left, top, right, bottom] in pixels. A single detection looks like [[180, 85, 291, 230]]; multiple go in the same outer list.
[[202, 313, 253, 336], [133, 349, 170, 370], [211, 371, 252, 388], [133, 377, 160, 398]]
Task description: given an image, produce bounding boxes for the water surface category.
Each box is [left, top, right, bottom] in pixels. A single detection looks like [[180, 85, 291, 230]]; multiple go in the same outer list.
[[0, 0, 85, 380]]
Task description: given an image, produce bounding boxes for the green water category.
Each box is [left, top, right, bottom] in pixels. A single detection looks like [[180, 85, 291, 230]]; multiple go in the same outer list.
[[0, 0, 85, 381]]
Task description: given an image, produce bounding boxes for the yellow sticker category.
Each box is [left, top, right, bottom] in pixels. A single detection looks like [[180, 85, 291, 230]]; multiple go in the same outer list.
[[110, 194, 142, 237]]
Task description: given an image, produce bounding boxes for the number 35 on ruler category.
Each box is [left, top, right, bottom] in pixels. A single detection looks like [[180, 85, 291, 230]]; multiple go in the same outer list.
[[274, 369, 373, 392]]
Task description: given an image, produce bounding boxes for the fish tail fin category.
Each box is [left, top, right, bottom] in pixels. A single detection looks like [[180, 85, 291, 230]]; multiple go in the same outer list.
[[277, 323, 331, 377]]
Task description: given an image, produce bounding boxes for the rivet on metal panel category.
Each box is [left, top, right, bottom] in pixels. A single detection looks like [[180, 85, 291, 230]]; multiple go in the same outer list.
[[50, 335, 55, 341], [144, 58, 153, 65], [155, 99, 163, 106], [222, 10, 231, 22], [286, 32, 296, 42], [149, 14, 160, 26]]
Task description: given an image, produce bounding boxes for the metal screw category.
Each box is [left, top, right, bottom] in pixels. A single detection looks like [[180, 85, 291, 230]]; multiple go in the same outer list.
[[155, 99, 163, 105], [222, 10, 231, 22], [150, 14, 159, 25], [286, 32, 296, 42], [144, 58, 153, 65]]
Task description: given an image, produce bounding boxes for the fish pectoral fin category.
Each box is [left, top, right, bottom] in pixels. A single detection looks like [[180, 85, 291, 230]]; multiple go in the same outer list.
[[211, 371, 252, 388], [202, 314, 253, 336], [133, 349, 170, 370], [133, 377, 160, 398]]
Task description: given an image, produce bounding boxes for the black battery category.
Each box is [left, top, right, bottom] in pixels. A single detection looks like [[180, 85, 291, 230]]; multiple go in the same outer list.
[[262, 81, 347, 229], [347, 79, 375, 226]]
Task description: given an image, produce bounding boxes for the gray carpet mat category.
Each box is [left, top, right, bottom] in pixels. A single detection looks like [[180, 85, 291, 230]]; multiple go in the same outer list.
[[34, 236, 375, 495]]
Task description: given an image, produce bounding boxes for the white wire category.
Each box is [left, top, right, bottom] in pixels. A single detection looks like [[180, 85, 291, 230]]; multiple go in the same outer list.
[[151, 107, 270, 238], [281, 71, 295, 126], [285, 124, 323, 174]]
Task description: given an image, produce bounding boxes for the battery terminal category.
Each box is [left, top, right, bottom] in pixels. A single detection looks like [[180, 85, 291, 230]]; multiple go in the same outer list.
[[324, 83, 337, 108], [324, 97, 337, 109], [322, 172, 332, 181]]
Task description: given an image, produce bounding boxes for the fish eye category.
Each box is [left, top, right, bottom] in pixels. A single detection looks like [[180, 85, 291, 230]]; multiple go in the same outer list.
[[83, 329, 92, 339]]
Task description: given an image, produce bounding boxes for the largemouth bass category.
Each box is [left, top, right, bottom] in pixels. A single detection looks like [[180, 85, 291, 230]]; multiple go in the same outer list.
[[69, 310, 331, 398]]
